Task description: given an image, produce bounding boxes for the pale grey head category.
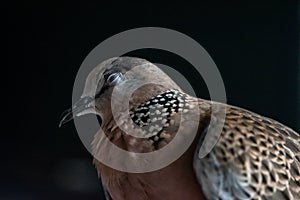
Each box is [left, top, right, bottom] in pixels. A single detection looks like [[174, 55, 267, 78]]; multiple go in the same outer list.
[[59, 56, 181, 127]]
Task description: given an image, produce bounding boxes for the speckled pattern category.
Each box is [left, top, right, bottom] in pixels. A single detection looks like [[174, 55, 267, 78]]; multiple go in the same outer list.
[[129, 90, 189, 146]]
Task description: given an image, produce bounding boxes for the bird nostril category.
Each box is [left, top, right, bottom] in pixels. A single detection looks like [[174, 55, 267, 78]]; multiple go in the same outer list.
[[83, 97, 90, 104]]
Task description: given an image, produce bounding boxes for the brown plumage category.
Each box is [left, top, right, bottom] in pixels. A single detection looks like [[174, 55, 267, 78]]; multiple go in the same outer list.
[[60, 57, 300, 200]]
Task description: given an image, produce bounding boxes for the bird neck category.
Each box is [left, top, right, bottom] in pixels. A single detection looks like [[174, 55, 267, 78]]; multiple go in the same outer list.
[[92, 91, 212, 200], [97, 89, 211, 151]]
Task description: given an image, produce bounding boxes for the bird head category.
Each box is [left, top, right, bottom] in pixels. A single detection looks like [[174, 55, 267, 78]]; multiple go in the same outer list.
[[59, 57, 182, 127]]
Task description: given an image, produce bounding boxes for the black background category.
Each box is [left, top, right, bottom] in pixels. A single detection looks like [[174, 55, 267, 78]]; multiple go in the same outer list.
[[5, 1, 299, 200]]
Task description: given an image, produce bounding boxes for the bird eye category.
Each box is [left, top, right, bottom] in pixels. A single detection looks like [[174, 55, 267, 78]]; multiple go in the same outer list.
[[106, 72, 122, 85]]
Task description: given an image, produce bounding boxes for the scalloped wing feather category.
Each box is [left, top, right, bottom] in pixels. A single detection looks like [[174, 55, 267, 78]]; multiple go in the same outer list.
[[194, 104, 300, 200]]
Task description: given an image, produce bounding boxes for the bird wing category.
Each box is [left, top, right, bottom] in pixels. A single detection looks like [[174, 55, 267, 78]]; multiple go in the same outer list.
[[193, 104, 300, 200]]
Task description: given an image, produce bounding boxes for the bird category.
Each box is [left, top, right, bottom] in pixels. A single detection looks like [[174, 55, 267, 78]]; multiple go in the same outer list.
[[60, 57, 300, 200]]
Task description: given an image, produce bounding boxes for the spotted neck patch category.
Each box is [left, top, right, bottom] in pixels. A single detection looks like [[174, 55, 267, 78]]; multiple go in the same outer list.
[[129, 89, 189, 145]]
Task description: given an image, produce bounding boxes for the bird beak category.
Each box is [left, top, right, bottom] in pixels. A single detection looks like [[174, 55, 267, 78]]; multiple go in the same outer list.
[[59, 96, 94, 127]]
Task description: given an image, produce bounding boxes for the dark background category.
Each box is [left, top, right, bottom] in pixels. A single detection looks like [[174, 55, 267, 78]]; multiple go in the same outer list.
[[5, 1, 299, 200]]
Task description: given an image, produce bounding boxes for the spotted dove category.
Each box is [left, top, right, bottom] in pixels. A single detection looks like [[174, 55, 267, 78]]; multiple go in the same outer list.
[[60, 57, 300, 200]]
